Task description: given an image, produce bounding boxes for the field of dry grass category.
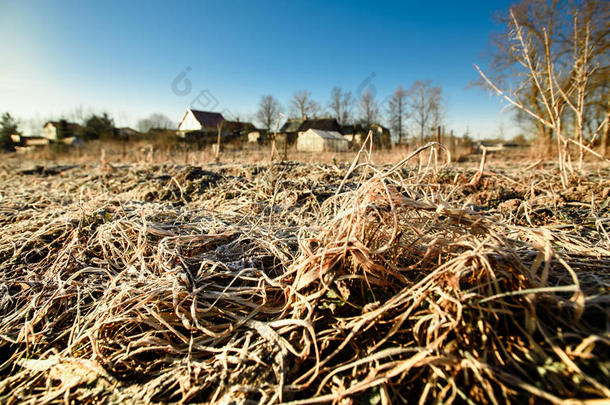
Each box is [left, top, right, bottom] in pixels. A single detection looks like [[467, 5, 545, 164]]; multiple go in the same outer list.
[[1, 143, 609, 404]]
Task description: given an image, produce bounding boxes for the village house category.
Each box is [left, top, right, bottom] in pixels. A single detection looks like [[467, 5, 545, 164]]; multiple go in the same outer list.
[[222, 120, 256, 143], [177, 109, 225, 140], [43, 121, 81, 142], [277, 118, 303, 145], [341, 123, 392, 149], [370, 123, 392, 148], [177, 109, 256, 144], [296, 129, 348, 152], [10, 134, 50, 150], [278, 117, 344, 145], [117, 127, 142, 139]]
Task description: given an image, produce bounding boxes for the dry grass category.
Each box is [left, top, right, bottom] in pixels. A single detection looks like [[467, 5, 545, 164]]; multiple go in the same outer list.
[[0, 141, 609, 404], [19, 138, 480, 167]]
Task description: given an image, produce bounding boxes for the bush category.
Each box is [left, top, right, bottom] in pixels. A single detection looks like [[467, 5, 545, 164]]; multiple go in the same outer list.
[[0, 113, 18, 152]]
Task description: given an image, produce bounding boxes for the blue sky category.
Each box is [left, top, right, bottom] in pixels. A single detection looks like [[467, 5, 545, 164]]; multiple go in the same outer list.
[[0, 0, 518, 139]]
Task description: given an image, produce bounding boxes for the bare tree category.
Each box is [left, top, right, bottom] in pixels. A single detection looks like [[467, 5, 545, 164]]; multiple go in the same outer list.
[[561, 0, 609, 165], [359, 88, 379, 126], [597, 89, 610, 157], [290, 90, 320, 119], [328, 87, 355, 125], [341, 91, 355, 125], [585, 79, 609, 156], [476, 0, 609, 184], [430, 90, 445, 133], [256, 95, 282, 130], [386, 86, 409, 144], [477, 0, 609, 166], [407, 80, 442, 144], [328, 87, 342, 122]]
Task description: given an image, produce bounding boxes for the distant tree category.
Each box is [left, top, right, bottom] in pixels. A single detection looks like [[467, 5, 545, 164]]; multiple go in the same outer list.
[[407, 80, 443, 143], [80, 113, 116, 140], [255, 95, 282, 130], [341, 91, 355, 125], [358, 88, 379, 126], [430, 90, 446, 133], [328, 87, 355, 125], [290, 90, 320, 119], [387, 86, 409, 143], [0, 113, 18, 151], [328, 87, 342, 122], [55, 119, 69, 141], [510, 133, 529, 145], [137, 113, 175, 133]]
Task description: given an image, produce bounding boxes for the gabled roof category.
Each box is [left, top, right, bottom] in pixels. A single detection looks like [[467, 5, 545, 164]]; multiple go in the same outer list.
[[303, 129, 347, 141], [298, 118, 342, 133], [187, 109, 225, 128], [44, 121, 81, 131], [280, 118, 303, 133]]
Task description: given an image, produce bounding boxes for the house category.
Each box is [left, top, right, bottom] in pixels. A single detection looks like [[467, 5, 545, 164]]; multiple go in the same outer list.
[[370, 123, 392, 148], [43, 121, 82, 141], [222, 120, 256, 143], [277, 118, 304, 145], [177, 109, 257, 145], [278, 117, 344, 145], [473, 141, 522, 154], [341, 124, 362, 147], [117, 127, 142, 139], [296, 129, 348, 152], [340, 123, 391, 149], [298, 118, 342, 133], [177, 109, 225, 139], [11, 135, 50, 152]]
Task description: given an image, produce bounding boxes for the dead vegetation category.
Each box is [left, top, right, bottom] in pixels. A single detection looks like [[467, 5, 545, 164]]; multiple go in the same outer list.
[[0, 143, 609, 404]]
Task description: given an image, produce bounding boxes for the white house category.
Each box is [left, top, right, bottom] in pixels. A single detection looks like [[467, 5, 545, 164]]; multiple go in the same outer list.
[[177, 109, 225, 137], [296, 129, 348, 152]]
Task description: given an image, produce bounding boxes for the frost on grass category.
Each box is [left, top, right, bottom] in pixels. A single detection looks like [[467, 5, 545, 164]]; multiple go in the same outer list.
[[0, 149, 609, 404]]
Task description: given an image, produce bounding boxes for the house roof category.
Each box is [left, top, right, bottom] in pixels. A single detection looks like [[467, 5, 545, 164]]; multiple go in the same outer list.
[[118, 127, 142, 136], [303, 129, 347, 141], [280, 118, 303, 133], [340, 124, 366, 134], [370, 123, 390, 133], [188, 109, 225, 128], [298, 118, 342, 133], [44, 121, 81, 131], [223, 120, 256, 134]]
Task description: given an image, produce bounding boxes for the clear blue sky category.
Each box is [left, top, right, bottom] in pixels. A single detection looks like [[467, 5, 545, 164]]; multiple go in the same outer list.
[[0, 0, 519, 139]]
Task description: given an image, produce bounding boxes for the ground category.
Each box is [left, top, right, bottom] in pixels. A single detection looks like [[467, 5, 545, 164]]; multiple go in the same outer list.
[[0, 146, 609, 404]]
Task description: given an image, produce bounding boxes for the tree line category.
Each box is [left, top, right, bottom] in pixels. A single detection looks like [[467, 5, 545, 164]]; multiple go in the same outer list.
[[255, 80, 445, 145]]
